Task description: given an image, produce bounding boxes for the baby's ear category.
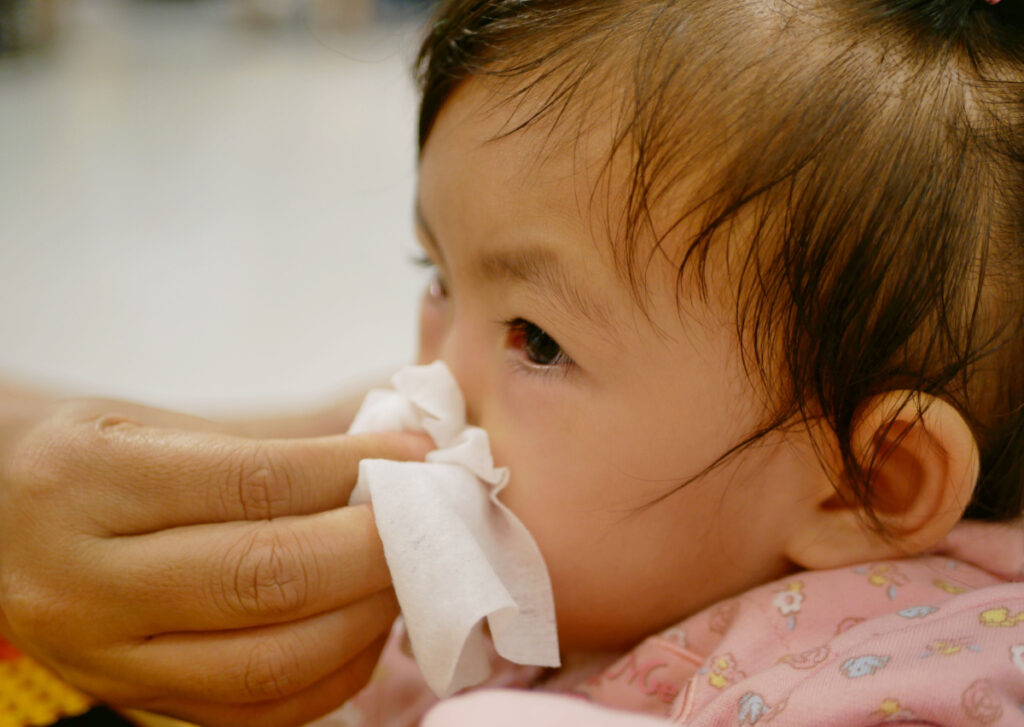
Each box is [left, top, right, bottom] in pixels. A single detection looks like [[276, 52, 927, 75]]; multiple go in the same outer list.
[[785, 391, 980, 570]]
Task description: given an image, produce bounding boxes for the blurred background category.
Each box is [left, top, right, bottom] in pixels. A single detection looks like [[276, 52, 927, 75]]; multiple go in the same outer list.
[[0, 0, 433, 417]]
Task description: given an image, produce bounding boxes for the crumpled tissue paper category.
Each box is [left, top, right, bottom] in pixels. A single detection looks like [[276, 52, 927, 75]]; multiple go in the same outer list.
[[347, 361, 560, 697]]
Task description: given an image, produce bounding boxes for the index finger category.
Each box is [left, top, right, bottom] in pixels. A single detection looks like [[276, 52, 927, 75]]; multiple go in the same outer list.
[[74, 425, 433, 534]]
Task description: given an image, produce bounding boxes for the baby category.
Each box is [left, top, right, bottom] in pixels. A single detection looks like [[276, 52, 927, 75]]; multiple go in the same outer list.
[[336, 0, 1024, 724]]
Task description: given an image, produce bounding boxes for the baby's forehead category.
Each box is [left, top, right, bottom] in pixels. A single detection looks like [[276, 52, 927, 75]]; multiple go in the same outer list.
[[422, 81, 714, 332], [450, 74, 749, 317]]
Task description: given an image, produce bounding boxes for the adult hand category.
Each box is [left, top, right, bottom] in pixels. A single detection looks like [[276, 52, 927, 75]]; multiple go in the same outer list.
[[0, 395, 430, 726]]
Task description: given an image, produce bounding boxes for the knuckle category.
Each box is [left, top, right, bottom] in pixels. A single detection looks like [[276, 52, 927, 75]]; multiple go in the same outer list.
[[231, 444, 296, 520], [9, 399, 138, 494], [57, 399, 140, 443], [220, 525, 310, 619], [240, 636, 302, 701]]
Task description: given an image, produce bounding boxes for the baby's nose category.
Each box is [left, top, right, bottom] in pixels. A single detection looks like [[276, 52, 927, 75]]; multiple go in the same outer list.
[[441, 357, 480, 428], [437, 334, 483, 428]]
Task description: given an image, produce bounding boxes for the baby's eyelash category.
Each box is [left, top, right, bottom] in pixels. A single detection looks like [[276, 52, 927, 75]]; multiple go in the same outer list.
[[409, 251, 436, 269]]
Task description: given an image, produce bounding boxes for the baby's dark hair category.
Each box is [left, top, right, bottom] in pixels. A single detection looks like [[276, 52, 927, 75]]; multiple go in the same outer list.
[[415, 0, 1024, 527]]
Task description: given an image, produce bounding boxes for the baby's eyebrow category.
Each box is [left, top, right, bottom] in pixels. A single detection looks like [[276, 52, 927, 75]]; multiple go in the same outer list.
[[415, 200, 610, 328], [477, 246, 611, 329]]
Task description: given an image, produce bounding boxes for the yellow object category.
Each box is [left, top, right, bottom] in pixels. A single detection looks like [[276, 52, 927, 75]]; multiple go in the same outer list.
[[0, 654, 91, 727], [877, 698, 901, 716], [0, 641, 195, 727], [979, 606, 1024, 627]]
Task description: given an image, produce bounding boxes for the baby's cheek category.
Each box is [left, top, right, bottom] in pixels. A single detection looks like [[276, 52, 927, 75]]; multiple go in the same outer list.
[[491, 432, 596, 549], [488, 421, 570, 527], [482, 382, 612, 602]]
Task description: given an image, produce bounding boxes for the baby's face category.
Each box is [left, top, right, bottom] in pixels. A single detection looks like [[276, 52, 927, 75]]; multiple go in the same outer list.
[[415, 79, 821, 650]]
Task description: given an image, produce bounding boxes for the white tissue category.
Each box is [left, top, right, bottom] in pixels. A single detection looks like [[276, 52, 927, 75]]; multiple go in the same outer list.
[[347, 362, 561, 697]]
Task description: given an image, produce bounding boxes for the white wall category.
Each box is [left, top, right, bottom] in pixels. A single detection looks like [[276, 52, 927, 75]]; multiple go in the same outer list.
[[0, 0, 427, 415]]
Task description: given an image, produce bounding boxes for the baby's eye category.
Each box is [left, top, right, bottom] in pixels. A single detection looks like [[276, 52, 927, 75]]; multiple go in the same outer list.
[[507, 318, 572, 367]]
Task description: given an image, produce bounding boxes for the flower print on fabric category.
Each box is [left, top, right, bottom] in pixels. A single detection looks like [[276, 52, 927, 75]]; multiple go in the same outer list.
[[980, 606, 1024, 628], [918, 637, 981, 659], [704, 653, 746, 690], [840, 654, 890, 679], [778, 646, 830, 670], [897, 605, 938, 619], [854, 564, 908, 600], [934, 579, 969, 595], [771, 582, 804, 631], [962, 679, 1003, 724], [873, 698, 917, 722], [736, 692, 785, 725]]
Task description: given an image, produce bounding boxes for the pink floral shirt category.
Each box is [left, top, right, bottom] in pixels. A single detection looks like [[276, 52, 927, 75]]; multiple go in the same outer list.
[[320, 520, 1024, 726]]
